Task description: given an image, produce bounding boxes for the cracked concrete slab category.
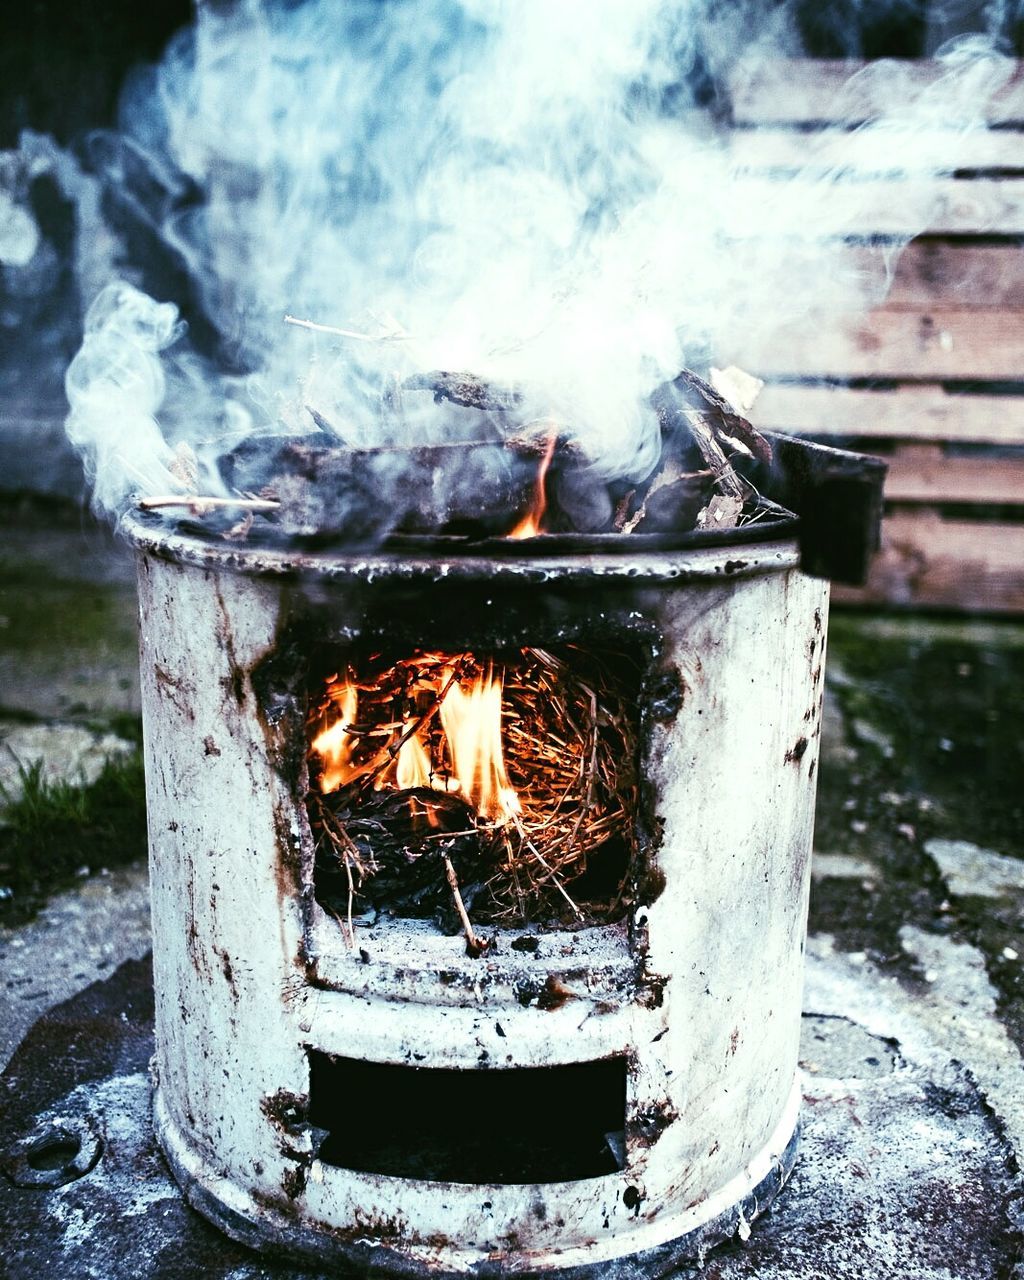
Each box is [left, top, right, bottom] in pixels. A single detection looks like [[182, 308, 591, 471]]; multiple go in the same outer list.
[[0, 721, 135, 803], [926, 838, 1024, 901], [811, 852, 879, 882], [898, 924, 1024, 1160], [0, 863, 150, 1071]]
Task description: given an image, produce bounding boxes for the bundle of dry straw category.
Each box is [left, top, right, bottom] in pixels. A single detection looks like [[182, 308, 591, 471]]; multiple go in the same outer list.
[[307, 646, 638, 930]]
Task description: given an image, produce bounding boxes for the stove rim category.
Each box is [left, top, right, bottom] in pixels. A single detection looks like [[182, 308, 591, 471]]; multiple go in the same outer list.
[[122, 512, 802, 585]]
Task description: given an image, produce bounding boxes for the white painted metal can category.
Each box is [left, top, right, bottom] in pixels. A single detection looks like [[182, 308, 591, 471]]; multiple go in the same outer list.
[[125, 515, 828, 1277]]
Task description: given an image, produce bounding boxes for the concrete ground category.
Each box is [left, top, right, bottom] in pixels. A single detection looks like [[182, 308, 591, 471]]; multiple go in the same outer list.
[[1, 499, 1022, 1278]]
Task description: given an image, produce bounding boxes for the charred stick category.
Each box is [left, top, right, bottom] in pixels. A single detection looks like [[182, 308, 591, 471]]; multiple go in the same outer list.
[[403, 370, 523, 413], [667, 369, 773, 466], [305, 404, 350, 444], [505, 429, 584, 463], [443, 855, 487, 957]]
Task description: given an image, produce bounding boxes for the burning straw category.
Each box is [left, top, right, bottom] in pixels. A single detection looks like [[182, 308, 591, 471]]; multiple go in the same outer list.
[[306, 647, 638, 942]]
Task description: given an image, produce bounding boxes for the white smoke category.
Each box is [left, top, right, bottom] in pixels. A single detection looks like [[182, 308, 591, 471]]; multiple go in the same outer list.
[[60, 0, 1015, 517]]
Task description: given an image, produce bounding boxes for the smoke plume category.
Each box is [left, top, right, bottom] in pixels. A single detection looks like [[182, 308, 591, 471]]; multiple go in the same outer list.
[[52, 0, 1015, 521]]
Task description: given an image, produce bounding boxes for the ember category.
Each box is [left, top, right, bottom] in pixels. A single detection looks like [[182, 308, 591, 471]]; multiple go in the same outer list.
[[307, 646, 638, 937]]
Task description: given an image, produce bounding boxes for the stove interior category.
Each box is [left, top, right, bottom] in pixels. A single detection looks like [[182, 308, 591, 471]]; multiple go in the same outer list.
[[304, 643, 644, 935]]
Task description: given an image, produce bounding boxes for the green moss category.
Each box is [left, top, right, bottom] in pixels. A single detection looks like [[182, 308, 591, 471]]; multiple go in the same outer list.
[[0, 750, 148, 926], [825, 611, 1024, 857]]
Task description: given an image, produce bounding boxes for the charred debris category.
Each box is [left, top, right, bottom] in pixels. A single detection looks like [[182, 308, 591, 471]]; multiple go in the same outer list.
[[137, 366, 793, 547]]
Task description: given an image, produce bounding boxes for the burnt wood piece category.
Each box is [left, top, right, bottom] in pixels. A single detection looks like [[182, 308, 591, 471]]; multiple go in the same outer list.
[[223, 438, 542, 539], [222, 431, 611, 539], [622, 368, 772, 533], [680, 410, 746, 502], [761, 431, 887, 586], [652, 370, 774, 468], [506, 430, 615, 534], [219, 433, 326, 495], [622, 470, 711, 535], [403, 371, 524, 412]]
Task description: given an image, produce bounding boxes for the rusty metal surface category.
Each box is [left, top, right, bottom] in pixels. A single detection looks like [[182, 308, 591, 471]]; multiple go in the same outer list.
[[760, 433, 887, 587]]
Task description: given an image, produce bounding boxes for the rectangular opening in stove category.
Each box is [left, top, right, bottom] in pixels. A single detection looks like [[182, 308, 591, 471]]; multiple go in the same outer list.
[[308, 1052, 628, 1184], [304, 644, 643, 934]]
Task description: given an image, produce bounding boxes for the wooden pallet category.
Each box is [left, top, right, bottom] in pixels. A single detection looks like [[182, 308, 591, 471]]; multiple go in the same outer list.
[[724, 59, 1024, 613]]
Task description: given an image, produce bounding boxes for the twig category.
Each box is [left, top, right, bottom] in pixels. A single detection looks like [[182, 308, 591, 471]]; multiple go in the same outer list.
[[137, 494, 280, 514], [443, 855, 487, 957], [343, 853, 356, 949], [284, 314, 411, 342], [515, 820, 584, 920], [309, 793, 384, 949], [305, 404, 350, 444]]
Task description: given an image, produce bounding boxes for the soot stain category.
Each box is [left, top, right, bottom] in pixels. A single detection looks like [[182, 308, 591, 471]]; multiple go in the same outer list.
[[786, 736, 809, 764]]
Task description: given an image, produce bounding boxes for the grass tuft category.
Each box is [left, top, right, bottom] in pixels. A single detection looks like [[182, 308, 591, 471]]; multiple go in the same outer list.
[[0, 748, 148, 926]]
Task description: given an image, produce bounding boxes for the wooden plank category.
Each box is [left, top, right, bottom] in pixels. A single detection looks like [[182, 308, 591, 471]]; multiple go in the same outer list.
[[834, 512, 1024, 612], [881, 241, 1024, 309], [754, 384, 1024, 444], [730, 176, 1024, 234], [729, 126, 1024, 173], [884, 446, 1024, 504], [731, 307, 1024, 379], [730, 59, 1024, 127]]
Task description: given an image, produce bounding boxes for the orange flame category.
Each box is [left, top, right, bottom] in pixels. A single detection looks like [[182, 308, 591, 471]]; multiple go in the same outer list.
[[438, 664, 520, 823], [395, 729, 432, 790], [310, 656, 520, 825], [507, 431, 557, 540], [310, 674, 359, 793]]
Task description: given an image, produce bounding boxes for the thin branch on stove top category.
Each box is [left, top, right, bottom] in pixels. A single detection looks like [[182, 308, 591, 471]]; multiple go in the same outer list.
[[284, 314, 412, 342], [137, 494, 282, 514]]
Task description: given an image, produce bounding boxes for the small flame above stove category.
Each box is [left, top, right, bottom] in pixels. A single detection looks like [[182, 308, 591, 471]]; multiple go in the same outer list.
[[507, 431, 557, 541]]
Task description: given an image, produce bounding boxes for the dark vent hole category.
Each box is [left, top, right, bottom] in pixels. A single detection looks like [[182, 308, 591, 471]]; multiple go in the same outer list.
[[27, 1132, 81, 1172], [308, 1052, 627, 1184]]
